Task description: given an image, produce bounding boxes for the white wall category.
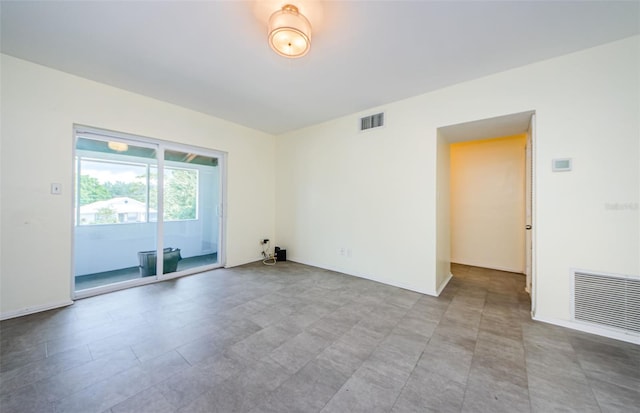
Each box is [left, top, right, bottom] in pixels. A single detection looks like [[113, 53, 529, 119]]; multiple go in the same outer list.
[[450, 135, 526, 273], [275, 36, 639, 324], [275, 110, 438, 294], [2, 36, 638, 326], [0, 54, 275, 317]]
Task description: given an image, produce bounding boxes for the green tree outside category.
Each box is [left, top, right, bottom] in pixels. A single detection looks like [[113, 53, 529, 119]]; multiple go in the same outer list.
[[104, 180, 146, 203], [164, 169, 197, 220], [79, 175, 110, 206]]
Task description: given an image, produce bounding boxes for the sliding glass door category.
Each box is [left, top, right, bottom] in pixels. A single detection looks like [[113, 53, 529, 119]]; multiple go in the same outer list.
[[162, 149, 220, 275], [73, 128, 224, 296]]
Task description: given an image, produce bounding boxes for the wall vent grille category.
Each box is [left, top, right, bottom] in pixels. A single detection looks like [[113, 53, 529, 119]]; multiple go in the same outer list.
[[360, 112, 384, 131], [574, 271, 640, 333]]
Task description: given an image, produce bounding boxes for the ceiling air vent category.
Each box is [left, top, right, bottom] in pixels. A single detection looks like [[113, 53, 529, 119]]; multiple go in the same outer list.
[[360, 112, 384, 131], [573, 270, 640, 334]]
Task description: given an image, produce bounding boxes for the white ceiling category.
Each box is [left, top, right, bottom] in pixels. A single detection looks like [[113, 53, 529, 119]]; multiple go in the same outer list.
[[1, 1, 638, 135]]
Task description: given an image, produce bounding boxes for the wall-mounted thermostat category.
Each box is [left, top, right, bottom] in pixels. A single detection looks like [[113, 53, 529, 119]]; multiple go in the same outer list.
[[552, 158, 572, 172]]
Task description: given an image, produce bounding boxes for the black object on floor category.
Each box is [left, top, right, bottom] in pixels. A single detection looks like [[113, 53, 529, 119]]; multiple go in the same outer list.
[[275, 246, 287, 262], [138, 247, 182, 276]]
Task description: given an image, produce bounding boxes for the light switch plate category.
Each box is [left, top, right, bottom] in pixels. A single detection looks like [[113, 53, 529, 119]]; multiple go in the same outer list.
[[51, 183, 62, 194]]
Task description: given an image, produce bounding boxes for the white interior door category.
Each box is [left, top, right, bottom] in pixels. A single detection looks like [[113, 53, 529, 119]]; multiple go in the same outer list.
[[525, 114, 535, 296]]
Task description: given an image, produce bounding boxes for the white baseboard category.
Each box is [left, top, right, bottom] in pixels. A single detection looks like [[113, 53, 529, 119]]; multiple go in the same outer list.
[[436, 272, 453, 296], [533, 314, 640, 345], [0, 300, 74, 321]]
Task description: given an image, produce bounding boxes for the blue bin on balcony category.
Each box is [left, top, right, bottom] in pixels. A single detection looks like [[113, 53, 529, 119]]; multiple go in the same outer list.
[[138, 247, 182, 276]]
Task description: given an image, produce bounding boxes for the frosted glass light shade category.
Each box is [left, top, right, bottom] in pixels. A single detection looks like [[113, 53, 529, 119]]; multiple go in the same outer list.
[[268, 4, 311, 58]]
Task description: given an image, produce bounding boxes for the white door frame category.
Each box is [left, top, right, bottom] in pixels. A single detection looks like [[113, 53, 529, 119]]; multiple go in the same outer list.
[[437, 110, 537, 311], [526, 113, 537, 316]]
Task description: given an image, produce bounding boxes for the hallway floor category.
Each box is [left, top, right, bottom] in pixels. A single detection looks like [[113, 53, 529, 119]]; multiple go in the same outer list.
[[1, 262, 638, 412]]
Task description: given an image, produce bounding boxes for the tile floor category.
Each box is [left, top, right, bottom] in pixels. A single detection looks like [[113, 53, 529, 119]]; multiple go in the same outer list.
[[1, 262, 638, 412]]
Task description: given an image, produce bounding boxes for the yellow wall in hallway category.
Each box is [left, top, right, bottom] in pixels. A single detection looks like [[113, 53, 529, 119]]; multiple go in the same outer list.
[[450, 134, 527, 273]]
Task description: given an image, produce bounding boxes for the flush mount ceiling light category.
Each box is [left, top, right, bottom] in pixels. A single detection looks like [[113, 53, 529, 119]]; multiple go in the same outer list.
[[268, 4, 311, 58], [107, 141, 128, 152]]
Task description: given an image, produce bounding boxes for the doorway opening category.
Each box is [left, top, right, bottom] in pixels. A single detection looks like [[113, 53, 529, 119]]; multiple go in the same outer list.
[[436, 111, 536, 313], [72, 126, 226, 298]]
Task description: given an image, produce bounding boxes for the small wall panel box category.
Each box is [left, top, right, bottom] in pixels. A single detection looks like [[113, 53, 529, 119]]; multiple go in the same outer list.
[[552, 158, 572, 172]]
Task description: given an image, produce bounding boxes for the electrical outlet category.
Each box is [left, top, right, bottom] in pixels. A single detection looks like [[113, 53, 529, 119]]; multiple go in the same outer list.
[[51, 183, 62, 195]]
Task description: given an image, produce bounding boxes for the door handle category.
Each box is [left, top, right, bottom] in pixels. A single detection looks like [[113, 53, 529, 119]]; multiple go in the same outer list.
[[525, 225, 532, 230]]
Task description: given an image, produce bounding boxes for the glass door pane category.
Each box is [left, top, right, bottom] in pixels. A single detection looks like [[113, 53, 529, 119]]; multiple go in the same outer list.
[[161, 149, 220, 276], [74, 137, 158, 291]]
